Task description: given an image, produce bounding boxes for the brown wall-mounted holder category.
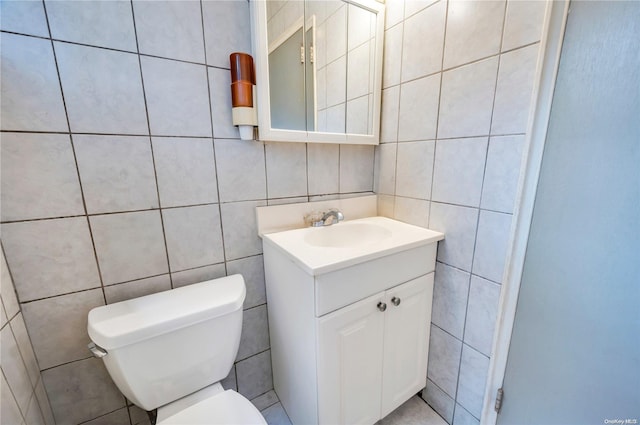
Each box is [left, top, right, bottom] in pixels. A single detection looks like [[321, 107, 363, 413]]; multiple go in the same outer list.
[[230, 52, 257, 140]]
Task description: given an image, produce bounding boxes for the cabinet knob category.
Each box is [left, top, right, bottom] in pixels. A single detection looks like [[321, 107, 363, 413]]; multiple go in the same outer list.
[[377, 302, 387, 312], [391, 297, 401, 306]]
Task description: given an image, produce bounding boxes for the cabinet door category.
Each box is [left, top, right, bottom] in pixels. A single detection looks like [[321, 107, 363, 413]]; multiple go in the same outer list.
[[317, 292, 386, 425], [381, 274, 433, 417]]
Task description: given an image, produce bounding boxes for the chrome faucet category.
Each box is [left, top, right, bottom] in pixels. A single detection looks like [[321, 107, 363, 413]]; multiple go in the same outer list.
[[304, 209, 345, 227]]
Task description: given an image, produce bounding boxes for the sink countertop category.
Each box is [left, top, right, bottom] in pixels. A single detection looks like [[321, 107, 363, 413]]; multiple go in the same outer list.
[[262, 216, 444, 276]]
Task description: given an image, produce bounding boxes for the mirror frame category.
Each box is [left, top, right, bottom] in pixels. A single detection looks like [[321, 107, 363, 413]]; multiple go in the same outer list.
[[250, 0, 385, 145]]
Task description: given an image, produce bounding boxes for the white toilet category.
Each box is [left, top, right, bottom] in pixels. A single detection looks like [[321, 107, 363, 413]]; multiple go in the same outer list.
[[87, 275, 267, 425]]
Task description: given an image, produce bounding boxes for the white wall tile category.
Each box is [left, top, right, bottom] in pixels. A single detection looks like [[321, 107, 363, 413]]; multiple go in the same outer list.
[[431, 137, 488, 207], [325, 5, 346, 63], [401, 0, 446, 82], [90, 211, 168, 285], [1, 373, 24, 425], [405, 0, 440, 19], [74, 135, 158, 214], [377, 194, 395, 218], [383, 24, 403, 88], [393, 197, 430, 228], [453, 404, 480, 425], [443, 0, 505, 69], [220, 200, 266, 261], [422, 378, 455, 424], [104, 274, 171, 304], [347, 42, 370, 100], [35, 379, 55, 425], [374, 143, 397, 195], [209, 67, 241, 139], [162, 205, 225, 271], [1, 133, 84, 221], [9, 313, 40, 386], [464, 275, 500, 356], [325, 103, 346, 133], [502, 0, 546, 52], [227, 255, 267, 310], [339, 145, 374, 193], [46, 0, 137, 51], [456, 344, 489, 418], [0, 250, 19, 319], [153, 137, 218, 207], [0, 0, 49, 37], [1, 218, 101, 301], [385, 0, 405, 29], [22, 289, 104, 370], [236, 350, 273, 400], [347, 3, 373, 49], [1, 34, 67, 132], [215, 139, 267, 202], [141, 57, 212, 137], [25, 397, 45, 425], [438, 57, 499, 139], [171, 263, 226, 289], [42, 358, 126, 425], [395, 140, 435, 199], [1, 325, 32, 415], [55, 42, 148, 134], [429, 202, 479, 272], [237, 305, 270, 361], [432, 262, 470, 339], [308, 144, 339, 196], [326, 56, 347, 107], [398, 73, 440, 141], [491, 44, 539, 135], [481, 135, 524, 213], [472, 210, 511, 283], [380, 86, 400, 143], [203, 0, 251, 68], [133, 0, 205, 63], [266, 142, 307, 199], [427, 325, 462, 397], [346, 96, 370, 135]]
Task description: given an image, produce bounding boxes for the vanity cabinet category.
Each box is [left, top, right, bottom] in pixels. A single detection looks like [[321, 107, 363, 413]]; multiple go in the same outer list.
[[318, 274, 432, 424], [262, 240, 438, 425]]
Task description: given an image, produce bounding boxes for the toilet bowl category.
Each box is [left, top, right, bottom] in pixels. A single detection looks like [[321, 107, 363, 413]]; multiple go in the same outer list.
[[87, 275, 267, 425]]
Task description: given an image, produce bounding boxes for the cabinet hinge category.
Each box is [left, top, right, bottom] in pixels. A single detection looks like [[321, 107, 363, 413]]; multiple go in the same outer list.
[[300, 45, 305, 64], [494, 388, 504, 413]]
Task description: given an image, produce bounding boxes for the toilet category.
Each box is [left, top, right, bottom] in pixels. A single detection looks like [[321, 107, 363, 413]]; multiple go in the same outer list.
[[87, 275, 267, 425]]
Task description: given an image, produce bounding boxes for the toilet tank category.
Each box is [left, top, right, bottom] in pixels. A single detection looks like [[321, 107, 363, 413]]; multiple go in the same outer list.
[[88, 275, 246, 411]]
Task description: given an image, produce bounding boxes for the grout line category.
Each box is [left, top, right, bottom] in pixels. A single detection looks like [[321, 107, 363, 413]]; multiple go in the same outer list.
[[427, 0, 450, 230], [200, 0, 228, 274], [39, 355, 94, 372], [0, 30, 231, 71], [128, 0, 174, 289], [40, 0, 109, 305], [451, 0, 510, 415]]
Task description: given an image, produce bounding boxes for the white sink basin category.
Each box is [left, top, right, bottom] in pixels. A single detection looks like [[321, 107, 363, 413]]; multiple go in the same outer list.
[[304, 222, 392, 248], [262, 216, 444, 275]]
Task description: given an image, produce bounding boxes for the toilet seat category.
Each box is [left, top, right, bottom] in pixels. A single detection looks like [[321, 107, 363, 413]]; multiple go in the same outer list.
[[157, 389, 267, 425]]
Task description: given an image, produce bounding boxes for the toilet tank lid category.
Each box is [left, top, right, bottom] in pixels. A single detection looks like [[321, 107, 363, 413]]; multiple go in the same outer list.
[[88, 275, 246, 350]]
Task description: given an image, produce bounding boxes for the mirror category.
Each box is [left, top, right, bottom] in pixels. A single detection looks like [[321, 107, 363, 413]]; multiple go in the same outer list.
[[251, 0, 385, 144]]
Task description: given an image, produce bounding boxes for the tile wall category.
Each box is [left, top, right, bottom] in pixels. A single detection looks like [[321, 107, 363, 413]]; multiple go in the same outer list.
[[0, 1, 374, 424], [374, 0, 546, 423], [1, 249, 56, 425]]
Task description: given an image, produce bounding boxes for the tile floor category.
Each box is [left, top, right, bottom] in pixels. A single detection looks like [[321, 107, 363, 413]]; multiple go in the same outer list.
[[258, 394, 447, 425]]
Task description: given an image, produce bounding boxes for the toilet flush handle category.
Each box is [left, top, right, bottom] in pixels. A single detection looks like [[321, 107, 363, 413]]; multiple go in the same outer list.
[[88, 342, 108, 358]]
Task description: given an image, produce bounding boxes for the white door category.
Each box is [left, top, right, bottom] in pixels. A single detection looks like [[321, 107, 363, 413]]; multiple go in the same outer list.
[[317, 292, 386, 425], [381, 275, 433, 417], [496, 1, 640, 423]]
